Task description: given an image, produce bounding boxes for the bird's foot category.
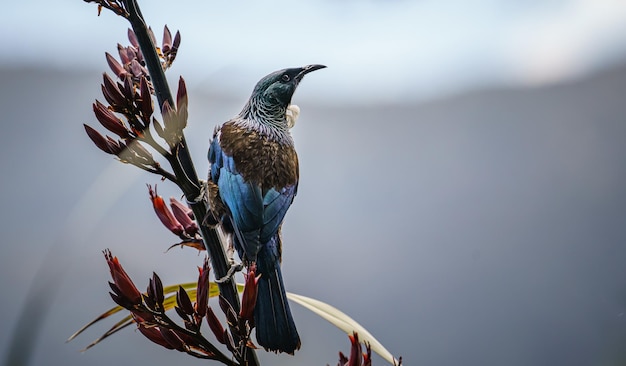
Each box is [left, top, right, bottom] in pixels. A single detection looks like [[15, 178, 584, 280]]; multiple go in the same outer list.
[[188, 179, 207, 205], [215, 262, 244, 284]]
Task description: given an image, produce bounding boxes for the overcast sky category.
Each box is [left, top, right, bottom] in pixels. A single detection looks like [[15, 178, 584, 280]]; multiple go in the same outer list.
[[3, 0, 626, 103], [2, 2, 626, 366]]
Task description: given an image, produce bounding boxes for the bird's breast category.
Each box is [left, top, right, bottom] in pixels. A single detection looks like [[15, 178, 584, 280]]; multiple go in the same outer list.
[[218, 122, 299, 188]]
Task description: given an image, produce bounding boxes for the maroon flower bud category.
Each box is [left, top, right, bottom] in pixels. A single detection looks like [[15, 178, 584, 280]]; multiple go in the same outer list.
[[363, 343, 372, 366], [348, 332, 363, 366], [176, 77, 188, 130], [148, 185, 184, 236], [129, 59, 147, 79], [93, 100, 130, 138], [103, 249, 141, 305], [101, 73, 127, 110], [84, 124, 115, 154], [106, 136, 124, 155], [338, 352, 349, 366], [218, 295, 238, 327], [108, 282, 137, 310], [176, 286, 195, 316], [170, 197, 198, 236], [133, 314, 175, 350], [239, 265, 260, 322], [122, 76, 135, 102], [138, 77, 153, 125], [195, 257, 210, 317], [147, 272, 165, 309], [158, 327, 185, 352], [127, 28, 139, 49], [138, 325, 175, 350], [162, 25, 172, 53], [223, 329, 236, 354], [117, 43, 132, 66], [173, 329, 204, 352], [105, 52, 127, 79], [174, 305, 192, 326], [172, 31, 181, 52], [205, 307, 226, 344]]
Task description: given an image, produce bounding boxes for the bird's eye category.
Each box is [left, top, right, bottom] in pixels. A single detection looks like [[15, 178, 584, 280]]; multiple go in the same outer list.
[[281, 74, 290, 82]]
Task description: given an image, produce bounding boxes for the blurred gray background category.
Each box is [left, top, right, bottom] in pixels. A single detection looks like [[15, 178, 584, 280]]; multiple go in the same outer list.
[[2, 1, 626, 365]]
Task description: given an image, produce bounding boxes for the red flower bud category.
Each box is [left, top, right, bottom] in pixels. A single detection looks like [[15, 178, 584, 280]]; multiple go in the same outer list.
[[172, 31, 181, 51], [101, 73, 127, 110], [93, 100, 130, 138], [348, 332, 363, 366], [170, 197, 198, 236], [218, 295, 238, 327], [103, 249, 141, 305], [129, 59, 148, 79], [339, 352, 349, 366], [239, 264, 260, 322], [158, 327, 185, 352], [84, 124, 115, 154], [206, 307, 226, 344], [117, 43, 132, 65], [176, 77, 188, 129], [138, 77, 153, 125], [162, 25, 172, 53], [176, 286, 194, 316], [148, 184, 184, 236], [363, 342, 372, 366], [195, 257, 210, 317], [133, 314, 174, 350], [128, 29, 139, 49], [105, 52, 127, 79]]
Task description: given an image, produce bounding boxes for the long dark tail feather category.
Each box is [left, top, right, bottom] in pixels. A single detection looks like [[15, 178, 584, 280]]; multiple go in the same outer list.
[[254, 239, 301, 354]]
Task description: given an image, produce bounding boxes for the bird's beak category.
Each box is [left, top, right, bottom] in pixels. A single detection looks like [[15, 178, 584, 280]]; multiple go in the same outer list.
[[295, 64, 326, 80]]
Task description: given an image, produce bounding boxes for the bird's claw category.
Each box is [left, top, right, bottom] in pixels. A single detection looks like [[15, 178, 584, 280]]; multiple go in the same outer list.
[[187, 179, 207, 205], [215, 262, 244, 283]]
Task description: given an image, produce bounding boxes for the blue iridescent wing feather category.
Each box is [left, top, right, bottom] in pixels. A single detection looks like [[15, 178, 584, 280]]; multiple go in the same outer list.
[[261, 185, 297, 243], [208, 137, 297, 254]]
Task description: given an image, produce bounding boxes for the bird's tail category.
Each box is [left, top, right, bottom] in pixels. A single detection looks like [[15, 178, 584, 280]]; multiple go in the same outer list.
[[254, 237, 301, 354]]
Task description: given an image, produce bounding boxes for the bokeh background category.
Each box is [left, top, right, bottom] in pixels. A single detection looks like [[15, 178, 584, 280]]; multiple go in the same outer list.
[[2, 1, 626, 365]]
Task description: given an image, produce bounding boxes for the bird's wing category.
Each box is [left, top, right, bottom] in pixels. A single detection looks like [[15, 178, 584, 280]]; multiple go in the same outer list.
[[209, 137, 263, 234], [208, 131, 297, 259], [261, 184, 297, 244]]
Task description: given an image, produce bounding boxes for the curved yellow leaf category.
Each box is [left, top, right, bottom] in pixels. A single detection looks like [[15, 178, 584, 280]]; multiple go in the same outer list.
[[286, 293, 399, 365]]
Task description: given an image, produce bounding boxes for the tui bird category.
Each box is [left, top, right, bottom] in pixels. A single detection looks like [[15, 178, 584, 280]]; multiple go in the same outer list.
[[207, 64, 326, 354]]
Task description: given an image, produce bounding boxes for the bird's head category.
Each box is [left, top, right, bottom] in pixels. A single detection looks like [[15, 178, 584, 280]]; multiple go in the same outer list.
[[252, 64, 326, 108]]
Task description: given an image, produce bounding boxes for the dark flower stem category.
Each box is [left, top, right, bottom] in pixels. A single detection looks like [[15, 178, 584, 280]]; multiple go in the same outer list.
[[121, 1, 258, 364], [139, 128, 170, 159], [137, 163, 178, 184], [145, 307, 238, 366]]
